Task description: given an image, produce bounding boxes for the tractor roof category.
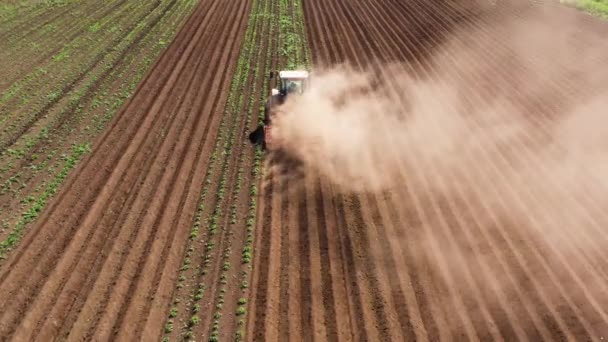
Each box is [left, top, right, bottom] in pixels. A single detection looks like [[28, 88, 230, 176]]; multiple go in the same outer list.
[[279, 70, 309, 79]]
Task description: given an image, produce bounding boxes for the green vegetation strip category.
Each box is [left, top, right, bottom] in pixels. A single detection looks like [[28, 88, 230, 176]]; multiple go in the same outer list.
[[561, 0, 608, 19], [162, 0, 268, 339], [0, 0, 198, 260], [578, 0, 608, 18], [163, 0, 312, 339]]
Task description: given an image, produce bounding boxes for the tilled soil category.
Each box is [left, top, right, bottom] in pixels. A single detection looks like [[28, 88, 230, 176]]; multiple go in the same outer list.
[[2, 0, 608, 341], [248, 0, 608, 341], [0, 0, 251, 340]]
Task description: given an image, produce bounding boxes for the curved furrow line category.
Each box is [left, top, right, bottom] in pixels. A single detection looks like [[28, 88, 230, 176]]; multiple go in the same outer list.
[[0, 0, 210, 283]]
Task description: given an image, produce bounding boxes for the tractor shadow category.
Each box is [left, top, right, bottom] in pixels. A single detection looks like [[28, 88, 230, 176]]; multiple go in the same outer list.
[[248, 125, 265, 146]]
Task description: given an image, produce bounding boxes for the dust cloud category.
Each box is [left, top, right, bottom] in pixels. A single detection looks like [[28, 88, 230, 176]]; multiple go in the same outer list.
[[270, 0, 608, 330], [271, 1, 608, 196]]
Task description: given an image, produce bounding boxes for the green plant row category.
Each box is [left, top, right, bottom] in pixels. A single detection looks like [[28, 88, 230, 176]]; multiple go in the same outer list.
[[234, 0, 311, 337], [0, 0, 141, 110], [161, 0, 268, 339], [578, 0, 608, 18], [0, 0, 197, 260], [0, 2, 145, 143]]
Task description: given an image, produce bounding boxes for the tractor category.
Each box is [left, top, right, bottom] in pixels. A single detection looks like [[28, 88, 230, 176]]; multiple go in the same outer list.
[[249, 70, 309, 150]]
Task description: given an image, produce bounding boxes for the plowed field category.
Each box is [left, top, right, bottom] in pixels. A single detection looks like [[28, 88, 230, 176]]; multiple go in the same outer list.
[[1, 0, 608, 341], [249, 1, 608, 341], [0, 0, 252, 340]]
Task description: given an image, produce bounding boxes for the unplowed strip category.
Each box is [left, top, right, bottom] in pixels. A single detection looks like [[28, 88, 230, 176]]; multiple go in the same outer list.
[[0, 0, 251, 339]]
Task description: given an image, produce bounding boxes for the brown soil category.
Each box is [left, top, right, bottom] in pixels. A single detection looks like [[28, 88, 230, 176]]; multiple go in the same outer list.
[[248, 0, 608, 341], [2, 0, 608, 341], [0, 0, 251, 340]]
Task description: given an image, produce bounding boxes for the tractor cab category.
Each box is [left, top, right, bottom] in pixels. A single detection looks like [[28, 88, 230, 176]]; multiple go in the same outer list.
[[272, 70, 309, 98], [249, 70, 310, 150]]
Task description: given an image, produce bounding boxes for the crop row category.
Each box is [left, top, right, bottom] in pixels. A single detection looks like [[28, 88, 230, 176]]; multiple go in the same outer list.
[[160, 0, 269, 339], [159, 0, 294, 339], [0, 1, 152, 144], [0, 0, 198, 260]]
